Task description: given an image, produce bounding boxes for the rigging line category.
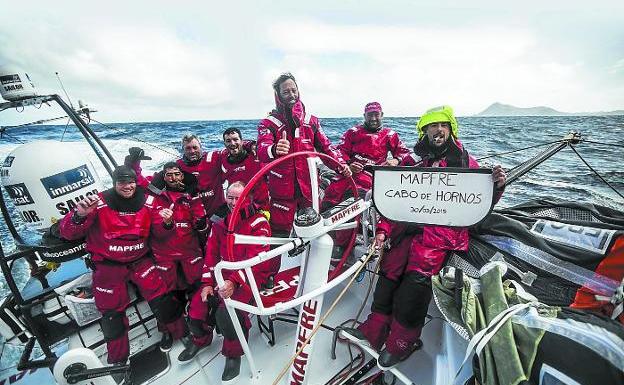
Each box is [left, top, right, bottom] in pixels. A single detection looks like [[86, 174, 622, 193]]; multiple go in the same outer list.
[[272, 246, 377, 385], [568, 144, 624, 200], [61, 117, 71, 142], [55, 72, 74, 110], [0, 132, 25, 144], [476, 140, 561, 161], [579, 139, 624, 149], [88, 118, 179, 158]]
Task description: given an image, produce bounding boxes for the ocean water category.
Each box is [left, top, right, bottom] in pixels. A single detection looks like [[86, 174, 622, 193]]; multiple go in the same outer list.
[[0, 114, 622, 370]]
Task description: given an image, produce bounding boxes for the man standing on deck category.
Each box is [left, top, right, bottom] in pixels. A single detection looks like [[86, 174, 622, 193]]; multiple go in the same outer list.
[[342, 106, 507, 369], [331, 101, 411, 198], [59, 166, 187, 366], [256, 72, 351, 238], [178, 182, 272, 382]]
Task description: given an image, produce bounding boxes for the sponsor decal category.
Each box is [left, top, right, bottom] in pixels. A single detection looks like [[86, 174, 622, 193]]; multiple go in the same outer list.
[[0, 74, 20, 85], [289, 300, 318, 385], [326, 200, 362, 225], [531, 220, 616, 255], [3, 156, 15, 167], [5, 183, 34, 206], [41, 243, 86, 260], [95, 287, 114, 294], [40, 164, 95, 199], [108, 243, 145, 253]]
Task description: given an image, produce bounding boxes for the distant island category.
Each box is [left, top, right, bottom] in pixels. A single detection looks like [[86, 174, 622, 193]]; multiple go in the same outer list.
[[475, 102, 624, 117]]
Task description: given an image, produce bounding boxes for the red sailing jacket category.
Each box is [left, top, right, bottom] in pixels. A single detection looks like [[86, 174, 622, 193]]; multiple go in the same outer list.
[[59, 192, 156, 263], [338, 124, 412, 190], [376, 139, 481, 276], [177, 151, 223, 216], [217, 148, 269, 211], [257, 97, 345, 200], [150, 190, 206, 260], [200, 211, 272, 288]]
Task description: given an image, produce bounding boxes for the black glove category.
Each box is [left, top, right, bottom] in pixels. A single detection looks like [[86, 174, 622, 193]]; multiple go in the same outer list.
[[124, 147, 152, 166], [148, 171, 166, 193]]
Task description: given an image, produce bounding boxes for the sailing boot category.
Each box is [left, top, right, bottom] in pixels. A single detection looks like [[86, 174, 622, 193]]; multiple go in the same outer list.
[[221, 356, 241, 383], [349, 312, 391, 350], [159, 332, 173, 352], [178, 320, 214, 363], [377, 319, 422, 370]]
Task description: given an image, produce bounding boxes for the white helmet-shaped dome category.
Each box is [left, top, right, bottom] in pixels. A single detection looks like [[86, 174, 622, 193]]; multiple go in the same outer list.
[[1, 141, 104, 231]]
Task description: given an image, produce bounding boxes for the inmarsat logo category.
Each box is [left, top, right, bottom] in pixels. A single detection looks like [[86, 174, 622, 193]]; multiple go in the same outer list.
[[5, 183, 34, 206], [41, 165, 95, 199]]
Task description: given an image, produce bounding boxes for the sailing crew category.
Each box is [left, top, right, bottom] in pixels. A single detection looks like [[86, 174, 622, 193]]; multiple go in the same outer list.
[[342, 106, 507, 368], [176, 134, 225, 220], [216, 127, 270, 216], [179, 181, 273, 382], [148, 162, 208, 351], [58, 165, 187, 366], [256, 72, 352, 240], [325, 101, 412, 200]]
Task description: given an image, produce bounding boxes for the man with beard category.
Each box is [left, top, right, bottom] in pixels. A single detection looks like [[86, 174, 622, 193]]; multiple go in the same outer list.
[[149, 162, 208, 351], [217, 127, 270, 215], [59, 166, 186, 366], [176, 134, 225, 219], [342, 106, 507, 369], [322, 101, 412, 207], [257, 72, 351, 238], [178, 182, 272, 383]]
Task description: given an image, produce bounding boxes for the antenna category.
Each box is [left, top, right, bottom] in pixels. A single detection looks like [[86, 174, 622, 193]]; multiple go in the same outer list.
[[55, 71, 74, 109]]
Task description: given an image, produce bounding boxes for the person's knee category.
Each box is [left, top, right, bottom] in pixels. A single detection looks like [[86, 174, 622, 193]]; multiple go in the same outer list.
[[149, 293, 183, 324], [371, 275, 400, 315], [100, 311, 126, 341], [215, 308, 247, 340], [393, 271, 432, 328]]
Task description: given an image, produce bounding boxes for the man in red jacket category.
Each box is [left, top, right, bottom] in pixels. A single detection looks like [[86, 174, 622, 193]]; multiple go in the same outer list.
[[342, 106, 507, 369], [149, 162, 208, 351], [256, 72, 351, 237], [59, 166, 186, 365], [179, 181, 271, 382], [176, 134, 225, 219]]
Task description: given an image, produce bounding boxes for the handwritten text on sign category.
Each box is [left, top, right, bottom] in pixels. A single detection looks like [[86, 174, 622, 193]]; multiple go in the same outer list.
[[372, 167, 495, 227]]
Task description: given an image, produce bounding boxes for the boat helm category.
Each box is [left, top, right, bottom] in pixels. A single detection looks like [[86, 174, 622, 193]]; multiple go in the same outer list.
[[1, 141, 104, 231], [293, 207, 324, 238], [0, 65, 37, 101]]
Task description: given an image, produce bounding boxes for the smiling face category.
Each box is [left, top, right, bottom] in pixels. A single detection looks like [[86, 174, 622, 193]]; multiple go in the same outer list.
[[163, 166, 184, 190], [424, 122, 451, 148], [278, 78, 299, 107], [183, 138, 202, 162], [115, 180, 137, 198], [364, 111, 383, 131], [225, 183, 244, 212], [223, 132, 243, 157]]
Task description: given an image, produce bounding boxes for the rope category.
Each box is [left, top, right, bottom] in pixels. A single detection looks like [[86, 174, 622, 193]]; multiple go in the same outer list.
[[476, 140, 561, 161], [568, 144, 624, 200], [271, 245, 378, 385], [579, 139, 624, 149], [88, 118, 179, 157]]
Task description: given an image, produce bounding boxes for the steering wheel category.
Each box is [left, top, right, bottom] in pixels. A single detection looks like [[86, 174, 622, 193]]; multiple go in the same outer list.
[[227, 151, 359, 280]]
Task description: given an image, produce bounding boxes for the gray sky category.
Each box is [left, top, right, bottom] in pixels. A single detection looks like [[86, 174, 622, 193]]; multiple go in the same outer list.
[[1, 0, 623, 124]]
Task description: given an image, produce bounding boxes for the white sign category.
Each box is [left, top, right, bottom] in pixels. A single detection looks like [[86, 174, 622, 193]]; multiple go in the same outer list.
[[372, 167, 495, 227]]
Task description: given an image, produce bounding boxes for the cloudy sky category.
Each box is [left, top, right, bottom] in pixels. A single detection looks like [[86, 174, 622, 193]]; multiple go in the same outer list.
[[1, 1, 622, 124]]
